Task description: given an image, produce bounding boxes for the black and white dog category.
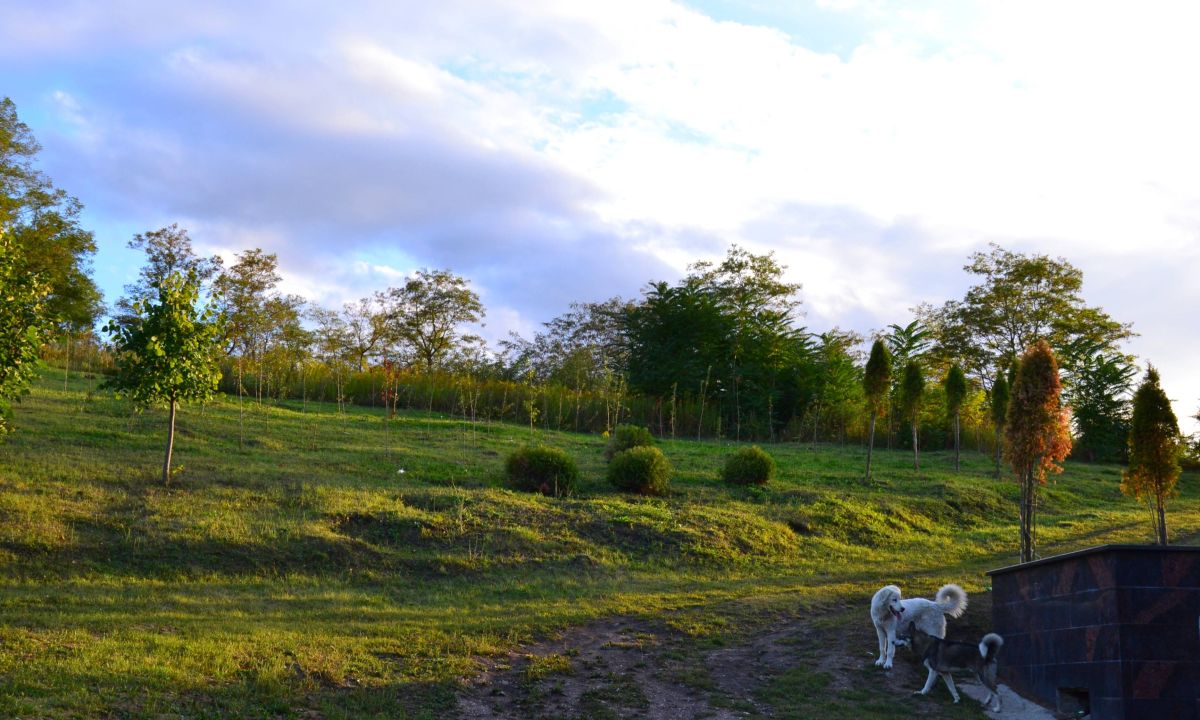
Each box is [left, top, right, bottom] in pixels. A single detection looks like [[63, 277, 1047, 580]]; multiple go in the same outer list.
[[906, 621, 1004, 711]]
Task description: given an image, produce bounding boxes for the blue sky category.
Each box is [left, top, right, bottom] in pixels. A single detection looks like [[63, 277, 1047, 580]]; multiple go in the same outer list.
[[4, 0, 1199, 431]]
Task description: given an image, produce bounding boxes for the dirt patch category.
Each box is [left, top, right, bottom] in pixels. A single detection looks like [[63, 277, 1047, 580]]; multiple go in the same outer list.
[[456, 594, 1058, 719]]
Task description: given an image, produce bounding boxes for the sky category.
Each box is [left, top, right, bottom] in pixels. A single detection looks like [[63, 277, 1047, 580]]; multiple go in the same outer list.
[[3, 0, 1199, 432]]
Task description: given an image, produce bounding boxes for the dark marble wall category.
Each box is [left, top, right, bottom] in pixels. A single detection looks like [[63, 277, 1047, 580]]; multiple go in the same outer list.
[[989, 545, 1200, 720]]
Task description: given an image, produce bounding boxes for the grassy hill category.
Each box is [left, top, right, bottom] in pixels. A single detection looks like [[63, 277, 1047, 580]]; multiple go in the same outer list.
[[1, 369, 1197, 718]]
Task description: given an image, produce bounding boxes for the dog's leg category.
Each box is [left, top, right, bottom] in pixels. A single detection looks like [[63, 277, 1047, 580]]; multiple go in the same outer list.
[[941, 673, 961, 703], [875, 624, 888, 667], [979, 670, 1002, 711], [914, 661, 938, 695], [884, 626, 896, 669]]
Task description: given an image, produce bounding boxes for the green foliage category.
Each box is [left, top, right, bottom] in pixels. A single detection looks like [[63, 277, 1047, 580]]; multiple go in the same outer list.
[[990, 370, 1010, 429], [1061, 338, 1137, 462], [380, 268, 485, 373], [898, 360, 925, 420], [720, 446, 776, 486], [944, 365, 967, 415], [504, 445, 580, 495], [0, 231, 51, 436], [1122, 367, 1181, 544], [105, 271, 224, 482], [607, 446, 672, 495], [863, 340, 892, 415], [605, 423, 655, 460], [626, 245, 811, 439], [0, 97, 101, 331], [919, 243, 1132, 383]]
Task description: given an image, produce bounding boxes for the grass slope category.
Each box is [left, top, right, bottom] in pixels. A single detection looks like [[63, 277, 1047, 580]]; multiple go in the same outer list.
[[0, 370, 1196, 718]]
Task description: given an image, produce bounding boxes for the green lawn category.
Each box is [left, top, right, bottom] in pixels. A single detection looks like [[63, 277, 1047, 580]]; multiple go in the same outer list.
[[1, 369, 1196, 718]]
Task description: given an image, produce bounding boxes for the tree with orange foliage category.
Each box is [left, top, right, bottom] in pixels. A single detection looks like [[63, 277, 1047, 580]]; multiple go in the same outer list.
[[1122, 367, 1181, 546], [1005, 340, 1072, 562]]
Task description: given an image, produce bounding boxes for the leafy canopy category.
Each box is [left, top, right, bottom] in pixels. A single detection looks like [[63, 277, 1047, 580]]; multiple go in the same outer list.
[[105, 271, 224, 408], [0, 230, 51, 436], [0, 97, 101, 330]]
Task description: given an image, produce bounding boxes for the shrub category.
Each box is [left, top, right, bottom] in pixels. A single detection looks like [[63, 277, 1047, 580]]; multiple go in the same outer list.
[[721, 446, 776, 486], [505, 445, 579, 496], [607, 446, 671, 495], [605, 424, 655, 460]]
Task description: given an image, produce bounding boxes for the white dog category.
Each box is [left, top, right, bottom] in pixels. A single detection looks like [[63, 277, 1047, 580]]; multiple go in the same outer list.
[[871, 583, 967, 670]]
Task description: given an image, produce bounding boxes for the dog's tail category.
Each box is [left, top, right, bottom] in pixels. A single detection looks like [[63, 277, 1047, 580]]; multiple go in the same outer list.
[[979, 633, 1004, 662], [935, 583, 968, 618]]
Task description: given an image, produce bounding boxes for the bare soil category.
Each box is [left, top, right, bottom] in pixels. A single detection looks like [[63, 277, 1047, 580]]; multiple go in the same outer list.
[[456, 594, 1059, 719]]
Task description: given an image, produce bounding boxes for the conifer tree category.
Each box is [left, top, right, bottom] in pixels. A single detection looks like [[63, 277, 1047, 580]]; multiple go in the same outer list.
[[1005, 341, 1071, 562], [900, 360, 925, 472], [990, 369, 1010, 479], [1122, 367, 1181, 545], [944, 364, 968, 471], [863, 339, 892, 480]]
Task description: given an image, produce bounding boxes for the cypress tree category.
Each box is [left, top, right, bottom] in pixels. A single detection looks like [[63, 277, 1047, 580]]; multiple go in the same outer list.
[[990, 369, 1010, 479], [863, 339, 892, 481], [1005, 340, 1071, 562], [944, 364, 968, 471], [1122, 367, 1181, 545], [900, 360, 925, 472]]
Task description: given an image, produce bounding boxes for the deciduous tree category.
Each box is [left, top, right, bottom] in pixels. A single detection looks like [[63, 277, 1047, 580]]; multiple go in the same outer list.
[[382, 269, 484, 374], [1, 97, 102, 331], [918, 244, 1132, 383], [1122, 367, 1181, 545], [105, 272, 223, 484], [0, 230, 50, 436], [1005, 340, 1072, 562]]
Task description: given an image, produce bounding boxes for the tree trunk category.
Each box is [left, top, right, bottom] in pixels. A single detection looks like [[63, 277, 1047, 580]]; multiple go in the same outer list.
[[994, 429, 1002, 480], [1020, 468, 1035, 562], [162, 398, 177, 485], [866, 413, 877, 480], [911, 422, 919, 472], [954, 412, 961, 471], [1157, 496, 1168, 545]]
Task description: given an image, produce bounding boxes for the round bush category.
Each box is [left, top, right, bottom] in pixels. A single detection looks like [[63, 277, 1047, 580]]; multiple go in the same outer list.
[[721, 446, 776, 486], [505, 445, 579, 496], [605, 424, 655, 460], [607, 446, 671, 495]]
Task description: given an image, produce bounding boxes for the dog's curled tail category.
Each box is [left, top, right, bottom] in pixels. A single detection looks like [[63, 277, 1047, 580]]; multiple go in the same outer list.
[[935, 583, 968, 618], [979, 633, 1004, 661]]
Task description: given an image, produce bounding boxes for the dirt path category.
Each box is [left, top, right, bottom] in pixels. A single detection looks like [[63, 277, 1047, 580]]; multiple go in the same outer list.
[[456, 606, 1058, 719]]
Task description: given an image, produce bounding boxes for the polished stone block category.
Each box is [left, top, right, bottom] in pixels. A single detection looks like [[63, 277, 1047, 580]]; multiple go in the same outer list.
[[989, 545, 1200, 720]]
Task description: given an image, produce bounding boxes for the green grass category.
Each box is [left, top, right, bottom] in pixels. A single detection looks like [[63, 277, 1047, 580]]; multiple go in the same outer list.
[[1, 368, 1197, 718]]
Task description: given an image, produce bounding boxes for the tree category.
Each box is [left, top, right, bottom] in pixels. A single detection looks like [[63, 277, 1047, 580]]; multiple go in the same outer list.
[[626, 245, 808, 439], [899, 359, 925, 472], [382, 269, 485, 374], [808, 329, 864, 445], [990, 369, 1010, 479], [0, 230, 51, 437], [863, 339, 892, 480], [105, 272, 223, 484], [117, 224, 222, 323], [1005, 340, 1072, 562], [1060, 338, 1137, 462], [918, 244, 1132, 382], [213, 248, 281, 397], [1, 97, 102, 332], [944, 364, 968, 471], [1122, 367, 1181, 546]]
